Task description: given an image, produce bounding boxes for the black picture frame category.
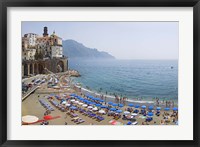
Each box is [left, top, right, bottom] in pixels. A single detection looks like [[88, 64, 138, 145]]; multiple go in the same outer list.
[[0, 0, 199, 146]]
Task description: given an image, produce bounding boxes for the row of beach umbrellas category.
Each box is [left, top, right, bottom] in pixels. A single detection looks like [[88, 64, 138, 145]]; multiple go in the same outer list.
[[70, 94, 178, 112]]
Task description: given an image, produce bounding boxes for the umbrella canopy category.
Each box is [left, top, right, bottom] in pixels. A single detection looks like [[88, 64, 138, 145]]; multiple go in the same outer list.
[[141, 105, 146, 109], [74, 100, 79, 104], [109, 120, 117, 125], [78, 102, 83, 105], [61, 101, 67, 104], [95, 104, 101, 107], [110, 108, 116, 111], [88, 106, 93, 109], [99, 109, 106, 114], [124, 111, 130, 115], [89, 102, 96, 105], [164, 107, 170, 111], [173, 107, 178, 111], [131, 113, 138, 116], [128, 103, 134, 107], [134, 104, 140, 108], [116, 109, 122, 113], [148, 105, 154, 110], [43, 115, 53, 120], [108, 102, 113, 105], [70, 93, 76, 96], [101, 105, 107, 108], [93, 107, 98, 111], [147, 112, 154, 117], [82, 104, 88, 107], [22, 115, 39, 123], [118, 104, 124, 107], [156, 107, 161, 110], [99, 99, 104, 102], [112, 103, 118, 107]]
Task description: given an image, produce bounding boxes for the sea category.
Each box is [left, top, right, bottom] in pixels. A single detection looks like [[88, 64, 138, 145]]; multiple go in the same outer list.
[[69, 59, 178, 104]]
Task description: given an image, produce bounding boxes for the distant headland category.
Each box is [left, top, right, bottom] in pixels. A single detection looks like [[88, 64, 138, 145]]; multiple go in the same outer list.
[[62, 39, 115, 59]]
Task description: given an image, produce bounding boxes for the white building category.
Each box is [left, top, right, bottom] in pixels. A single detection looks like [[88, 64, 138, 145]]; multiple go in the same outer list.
[[22, 27, 64, 60], [23, 33, 38, 48]]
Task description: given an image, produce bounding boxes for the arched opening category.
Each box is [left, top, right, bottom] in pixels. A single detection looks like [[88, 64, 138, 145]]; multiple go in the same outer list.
[[38, 64, 44, 74], [57, 61, 64, 72], [24, 64, 28, 76], [30, 64, 33, 75], [34, 64, 38, 75]]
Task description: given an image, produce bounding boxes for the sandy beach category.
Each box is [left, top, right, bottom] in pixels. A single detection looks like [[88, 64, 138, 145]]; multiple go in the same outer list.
[[22, 74, 178, 126]]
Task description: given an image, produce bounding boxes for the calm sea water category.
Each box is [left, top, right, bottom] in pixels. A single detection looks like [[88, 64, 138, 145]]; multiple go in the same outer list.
[[69, 59, 178, 102]]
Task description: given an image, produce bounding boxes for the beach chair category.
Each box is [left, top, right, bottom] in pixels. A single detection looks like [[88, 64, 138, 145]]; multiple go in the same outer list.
[[156, 111, 160, 116], [133, 109, 139, 113], [71, 113, 78, 118], [76, 119, 85, 124], [71, 117, 79, 121], [97, 116, 104, 121], [146, 117, 153, 122]]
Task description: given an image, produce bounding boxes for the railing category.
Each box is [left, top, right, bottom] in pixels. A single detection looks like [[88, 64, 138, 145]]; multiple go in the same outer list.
[[22, 86, 40, 101]]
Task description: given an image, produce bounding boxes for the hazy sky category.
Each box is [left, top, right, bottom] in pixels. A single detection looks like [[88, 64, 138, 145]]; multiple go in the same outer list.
[[22, 21, 178, 60]]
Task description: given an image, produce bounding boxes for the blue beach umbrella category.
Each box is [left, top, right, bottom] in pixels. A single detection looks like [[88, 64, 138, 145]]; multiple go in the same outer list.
[[95, 104, 101, 107], [156, 107, 161, 111], [148, 105, 154, 110], [110, 108, 116, 111], [108, 102, 113, 105], [99, 99, 104, 102], [141, 105, 146, 109], [128, 103, 134, 107], [147, 112, 154, 117], [118, 104, 124, 107], [70, 93, 76, 97], [164, 107, 170, 111], [173, 107, 178, 111], [90, 102, 96, 105], [134, 104, 140, 108], [101, 105, 107, 108], [116, 109, 122, 113], [112, 103, 118, 107], [79, 98, 84, 101]]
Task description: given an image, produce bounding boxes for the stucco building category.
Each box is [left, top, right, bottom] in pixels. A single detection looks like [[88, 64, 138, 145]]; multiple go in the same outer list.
[[22, 27, 68, 77]]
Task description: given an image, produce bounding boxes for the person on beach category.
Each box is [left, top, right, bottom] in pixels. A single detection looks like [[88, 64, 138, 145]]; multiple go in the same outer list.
[[160, 120, 165, 125]]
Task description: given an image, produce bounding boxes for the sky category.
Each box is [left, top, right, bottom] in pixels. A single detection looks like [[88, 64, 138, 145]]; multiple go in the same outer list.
[[22, 21, 179, 60]]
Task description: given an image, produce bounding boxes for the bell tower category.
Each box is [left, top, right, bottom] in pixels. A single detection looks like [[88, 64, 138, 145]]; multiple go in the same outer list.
[[43, 26, 48, 37]]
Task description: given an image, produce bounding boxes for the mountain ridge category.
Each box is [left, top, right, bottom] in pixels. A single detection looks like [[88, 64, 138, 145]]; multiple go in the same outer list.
[[62, 39, 115, 59]]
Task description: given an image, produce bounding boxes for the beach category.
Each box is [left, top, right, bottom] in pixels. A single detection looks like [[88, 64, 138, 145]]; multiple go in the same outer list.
[[22, 73, 178, 125]]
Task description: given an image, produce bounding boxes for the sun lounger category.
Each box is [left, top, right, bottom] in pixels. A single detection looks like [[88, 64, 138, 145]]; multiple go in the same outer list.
[[71, 117, 79, 121], [96, 116, 104, 121], [76, 119, 85, 124], [146, 117, 153, 122], [132, 121, 138, 125], [71, 113, 78, 118]]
